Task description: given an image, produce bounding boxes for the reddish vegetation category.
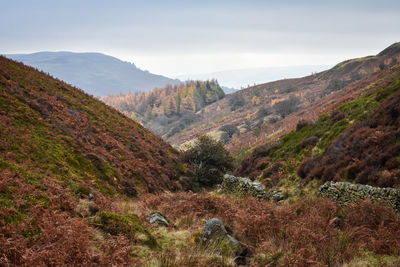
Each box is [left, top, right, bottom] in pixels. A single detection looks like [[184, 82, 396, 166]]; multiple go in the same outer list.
[[299, 90, 400, 187], [235, 65, 400, 181], [0, 56, 191, 265], [138, 192, 400, 266], [166, 43, 400, 150], [0, 56, 190, 194], [0, 168, 136, 266]]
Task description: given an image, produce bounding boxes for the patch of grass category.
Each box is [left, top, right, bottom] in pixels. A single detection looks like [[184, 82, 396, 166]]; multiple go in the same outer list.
[[253, 250, 284, 266], [93, 211, 158, 248], [343, 249, 400, 267], [24, 194, 50, 209]]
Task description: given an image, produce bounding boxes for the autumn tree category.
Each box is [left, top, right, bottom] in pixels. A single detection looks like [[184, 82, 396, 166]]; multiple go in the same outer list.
[[181, 135, 233, 189]]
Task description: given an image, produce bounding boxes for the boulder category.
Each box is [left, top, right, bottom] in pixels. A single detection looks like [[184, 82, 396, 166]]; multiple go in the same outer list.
[[202, 218, 241, 257], [220, 174, 284, 201], [268, 190, 284, 201], [319, 181, 400, 211], [148, 212, 169, 227]]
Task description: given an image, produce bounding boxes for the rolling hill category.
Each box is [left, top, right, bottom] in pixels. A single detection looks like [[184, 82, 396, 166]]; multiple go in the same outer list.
[[166, 42, 400, 149], [236, 63, 400, 187], [5, 52, 180, 96], [0, 55, 194, 264], [1, 48, 400, 266], [101, 80, 225, 138]]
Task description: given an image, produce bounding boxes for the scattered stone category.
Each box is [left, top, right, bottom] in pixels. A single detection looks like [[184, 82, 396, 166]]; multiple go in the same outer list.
[[220, 174, 284, 201], [319, 181, 400, 211], [148, 212, 169, 227], [268, 190, 284, 201], [201, 218, 241, 257]]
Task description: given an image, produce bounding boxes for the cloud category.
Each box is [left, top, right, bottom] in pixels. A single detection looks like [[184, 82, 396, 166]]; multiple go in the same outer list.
[[1, 0, 399, 75]]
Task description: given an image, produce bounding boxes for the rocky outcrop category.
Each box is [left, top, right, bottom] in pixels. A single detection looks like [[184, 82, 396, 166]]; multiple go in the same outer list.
[[202, 218, 241, 256], [148, 212, 169, 227], [319, 181, 400, 211], [220, 174, 284, 201]]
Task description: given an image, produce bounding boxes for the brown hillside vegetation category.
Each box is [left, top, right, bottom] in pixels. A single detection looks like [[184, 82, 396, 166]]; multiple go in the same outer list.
[[165, 43, 400, 150], [137, 192, 400, 266], [298, 80, 400, 187], [0, 56, 191, 195], [101, 80, 225, 138], [0, 56, 194, 266], [1, 51, 400, 266], [236, 63, 400, 191]]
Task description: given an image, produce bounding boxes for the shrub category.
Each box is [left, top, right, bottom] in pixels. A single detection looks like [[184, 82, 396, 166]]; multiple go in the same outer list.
[[181, 135, 234, 189], [322, 79, 350, 96], [273, 96, 301, 118], [257, 107, 272, 118], [229, 95, 245, 111], [219, 124, 239, 139], [296, 120, 310, 130]]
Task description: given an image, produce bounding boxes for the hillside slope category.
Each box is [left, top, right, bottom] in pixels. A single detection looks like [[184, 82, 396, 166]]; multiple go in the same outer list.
[[0, 56, 192, 195], [236, 63, 400, 195], [102, 80, 225, 138], [167, 42, 400, 149], [0, 56, 194, 265], [1, 57, 400, 267], [6, 52, 180, 96]]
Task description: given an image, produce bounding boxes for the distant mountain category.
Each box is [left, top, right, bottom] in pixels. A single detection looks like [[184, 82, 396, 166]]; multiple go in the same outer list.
[[5, 52, 180, 96], [221, 86, 238, 94], [176, 65, 331, 89]]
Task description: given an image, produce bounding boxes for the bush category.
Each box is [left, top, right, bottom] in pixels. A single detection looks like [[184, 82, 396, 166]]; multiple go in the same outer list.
[[257, 107, 272, 118], [229, 95, 245, 111], [181, 135, 234, 189], [273, 96, 301, 118], [322, 79, 350, 96], [296, 120, 310, 130], [219, 124, 239, 138]]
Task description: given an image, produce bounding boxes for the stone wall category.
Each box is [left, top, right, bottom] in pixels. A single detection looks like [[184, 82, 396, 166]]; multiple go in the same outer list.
[[319, 181, 400, 211], [220, 174, 284, 201]]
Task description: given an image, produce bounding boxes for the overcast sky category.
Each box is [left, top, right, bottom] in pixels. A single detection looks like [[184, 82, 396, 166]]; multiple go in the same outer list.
[[1, 0, 399, 76]]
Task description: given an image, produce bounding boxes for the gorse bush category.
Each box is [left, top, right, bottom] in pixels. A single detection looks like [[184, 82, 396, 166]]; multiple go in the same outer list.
[[181, 135, 234, 189]]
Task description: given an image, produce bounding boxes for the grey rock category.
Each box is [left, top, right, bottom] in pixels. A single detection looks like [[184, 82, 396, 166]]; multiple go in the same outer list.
[[220, 174, 284, 201], [202, 218, 241, 256], [148, 212, 169, 227]]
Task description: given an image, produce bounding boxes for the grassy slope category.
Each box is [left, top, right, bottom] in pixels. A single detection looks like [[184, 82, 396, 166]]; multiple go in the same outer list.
[[168, 42, 400, 149], [0, 56, 192, 265], [1, 56, 400, 266], [236, 64, 400, 199], [0, 56, 190, 195]]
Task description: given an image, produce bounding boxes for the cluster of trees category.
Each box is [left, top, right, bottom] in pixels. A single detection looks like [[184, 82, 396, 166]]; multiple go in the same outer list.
[[102, 80, 225, 122]]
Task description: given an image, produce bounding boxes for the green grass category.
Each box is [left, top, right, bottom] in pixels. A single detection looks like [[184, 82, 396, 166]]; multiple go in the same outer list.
[[252, 75, 400, 199], [93, 211, 158, 248]]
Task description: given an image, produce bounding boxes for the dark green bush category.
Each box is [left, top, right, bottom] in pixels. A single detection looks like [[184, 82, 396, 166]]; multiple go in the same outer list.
[[181, 135, 234, 189], [273, 96, 301, 118]]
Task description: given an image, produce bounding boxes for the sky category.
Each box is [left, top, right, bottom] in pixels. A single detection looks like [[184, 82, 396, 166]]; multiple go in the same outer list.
[[1, 0, 400, 77]]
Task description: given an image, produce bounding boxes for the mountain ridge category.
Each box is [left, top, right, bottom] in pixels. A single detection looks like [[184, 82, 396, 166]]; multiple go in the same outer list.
[[5, 51, 181, 96]]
